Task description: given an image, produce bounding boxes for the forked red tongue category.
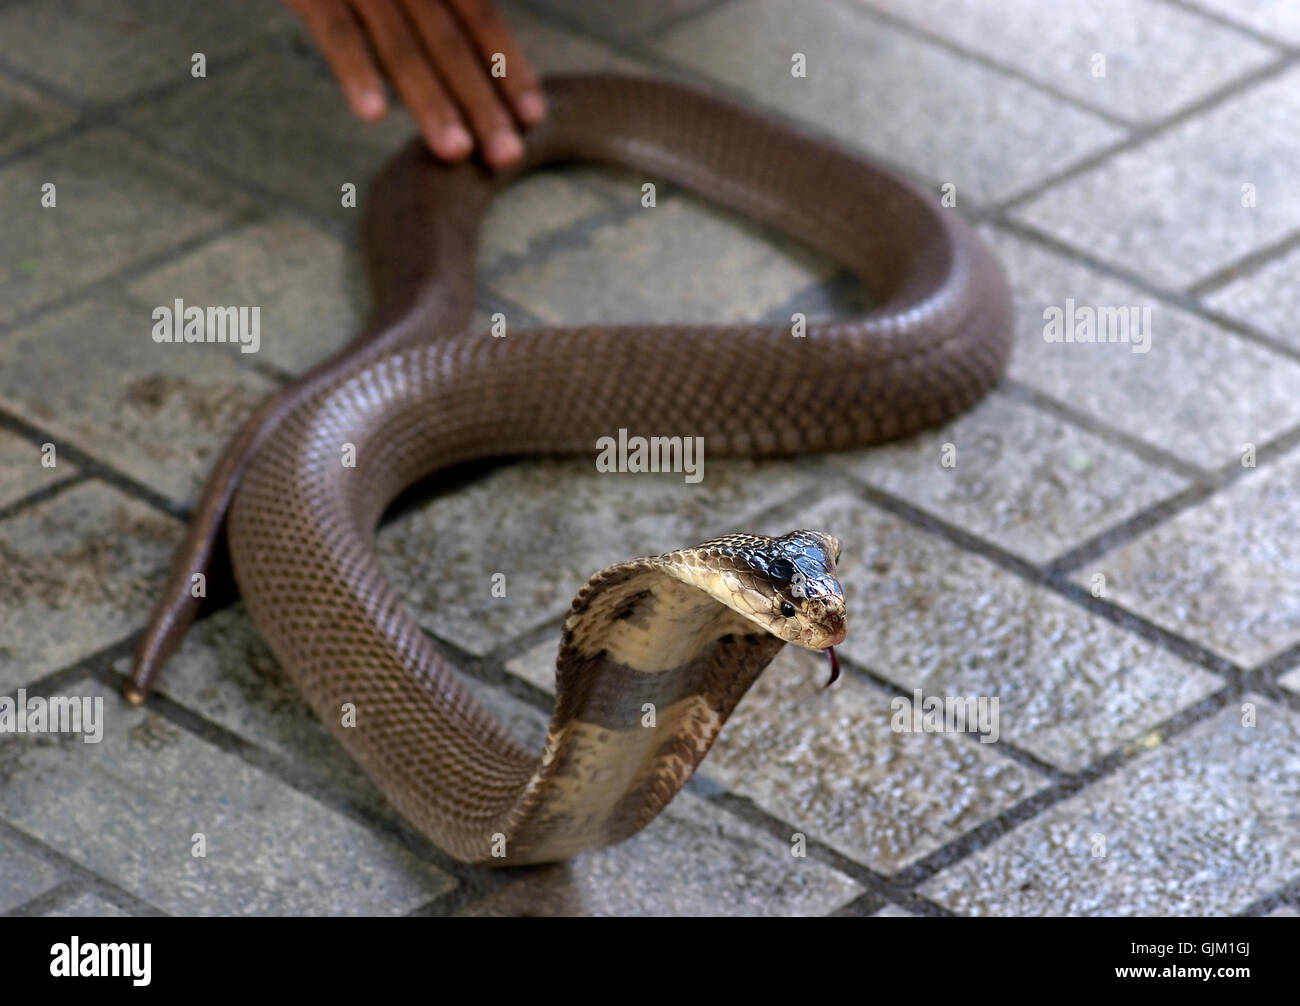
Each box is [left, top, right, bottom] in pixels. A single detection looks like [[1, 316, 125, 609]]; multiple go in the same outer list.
[[824, 647, 840, 688]]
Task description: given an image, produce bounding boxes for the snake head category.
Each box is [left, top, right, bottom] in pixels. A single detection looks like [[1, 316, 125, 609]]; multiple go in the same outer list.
[[759, 530, 846, 651]]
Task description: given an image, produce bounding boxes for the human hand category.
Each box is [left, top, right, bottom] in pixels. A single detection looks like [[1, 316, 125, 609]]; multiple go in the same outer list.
[[284, 0, 546, 168]]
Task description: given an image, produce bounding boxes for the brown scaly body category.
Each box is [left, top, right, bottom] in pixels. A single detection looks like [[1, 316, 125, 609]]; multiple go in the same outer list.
[[128, 74, 1013, 865]]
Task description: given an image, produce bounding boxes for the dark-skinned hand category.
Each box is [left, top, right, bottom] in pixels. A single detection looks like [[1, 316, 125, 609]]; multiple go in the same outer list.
[[283, 0, 546, 168]]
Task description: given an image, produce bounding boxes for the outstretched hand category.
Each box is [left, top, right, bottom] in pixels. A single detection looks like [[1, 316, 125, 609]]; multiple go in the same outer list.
[[284, 0, 546, 168]]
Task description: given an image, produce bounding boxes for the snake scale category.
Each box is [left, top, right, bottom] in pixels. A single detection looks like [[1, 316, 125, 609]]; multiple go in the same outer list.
[[126, 74, 1014, 865]]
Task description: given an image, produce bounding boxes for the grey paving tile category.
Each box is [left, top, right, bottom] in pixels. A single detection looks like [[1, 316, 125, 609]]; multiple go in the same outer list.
[[1201, 242, 1300, 354], [376, 455, 816, 656], [526, 0, 712, 39], [1267, 905, 1300, 917], [651, 0, 1123, 202], [126, 48, 416, 222], [0, 429, 76, 510], [985, 226, 1300, 469], [463, 785, 862, 916], [479, 171, 617, 272], [920, 696, 1300, 915], [1281, 667, 1300, 698], [40, 892, 132, 917], [1073, 446, 1300, 669], [0, 127, 249, 325], [125, 215, 366, 375], [0, 678, 456, 915], [703, 646, 1048, 874], [498, 0, 649, 74], [855, 0, 1275, 123], [831, 391, 1189, 564], [121, 603, 552, 812], [0, 481, 179, 689], [791, 493, 1222, 772], [0, 295, 276, 506], [110, 605, 374, 799], [0, 0, 298, 104], [491, 194, 834, 324], [0, 832, 61, 912], [1011, 66, 1300, 289], [872, 904, 917, 917], [1185, 0, 1300, 46], [0, 72, 75, 157]]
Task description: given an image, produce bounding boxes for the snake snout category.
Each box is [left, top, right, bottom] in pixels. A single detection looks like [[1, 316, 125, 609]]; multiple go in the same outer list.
[[800, 597, 846, 649]]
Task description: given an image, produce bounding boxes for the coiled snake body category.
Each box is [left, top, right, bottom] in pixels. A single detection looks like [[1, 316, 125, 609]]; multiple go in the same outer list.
[[128, 75, 1013, 865]]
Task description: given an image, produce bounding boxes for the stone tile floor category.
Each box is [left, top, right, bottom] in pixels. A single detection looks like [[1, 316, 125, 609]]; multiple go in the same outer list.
[[0, 0, 1297, 916]]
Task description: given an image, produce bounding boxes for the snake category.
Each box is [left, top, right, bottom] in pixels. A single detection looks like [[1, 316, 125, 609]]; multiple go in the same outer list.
[[125, 73, 1014, 866]]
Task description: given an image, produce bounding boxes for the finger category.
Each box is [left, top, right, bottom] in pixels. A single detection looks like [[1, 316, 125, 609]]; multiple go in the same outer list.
[[445, 0, 546, 124], [352, 0, 473, 159], [399, 0, 523, 167], [289, 0, 388, 119]]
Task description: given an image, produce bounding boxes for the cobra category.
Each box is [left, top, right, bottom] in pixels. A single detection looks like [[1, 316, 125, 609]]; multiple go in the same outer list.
[[127, 74, 1014, 865]]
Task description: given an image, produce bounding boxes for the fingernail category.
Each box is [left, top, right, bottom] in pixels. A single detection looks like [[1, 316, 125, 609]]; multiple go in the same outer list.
[[486, 129, 523, 165], [434, 123, 473, 159], [516, 89, 546, 124], [353, 89, 385, 119]]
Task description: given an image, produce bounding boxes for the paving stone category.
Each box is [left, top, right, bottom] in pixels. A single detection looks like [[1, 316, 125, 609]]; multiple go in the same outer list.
[[1011, 67, 1300, 289], [127, 48, 416, 223], [0, 295, 276, 506], [1073, 446, 1300, 669], [125, 215, 366, 376], [0, 678, 456, 915], [479, 171, 618, 273], [0, 0, 298, 103], [1267, 905, 1300, 917], [526, 0, 711, 39], [491, 194, 834, 324], [831, 391, 1189, 564], [791, 493, 1223, 772], [0, 832, 61, 912], [1201, 243, 1300, 354], [1281, 667, 1300, 698], [920, 697, 1300, 915], [40, 892, 132, 917], [985, 226, 1300, 469], [0, 127, 248, 325], [0, 72, 75, 157], [120, 603, 553, 809], [498, 0, 648, 74], [872, 904, 917, 917], [376, 454, 815, 656], [855, 0, 1275, 123], [0, 428, 76, 510], [110, 605, 375, 799], [1185, 0, 1300, 46], [0, 481, 179, 689], [703, 646, 1047, 873], [464, 784, 862, 916], [652, 0, 1123, 203]]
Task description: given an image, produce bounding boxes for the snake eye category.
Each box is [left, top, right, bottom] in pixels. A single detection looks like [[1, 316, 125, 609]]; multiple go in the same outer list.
[[780, 600, 797, 618]]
